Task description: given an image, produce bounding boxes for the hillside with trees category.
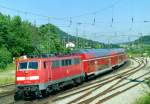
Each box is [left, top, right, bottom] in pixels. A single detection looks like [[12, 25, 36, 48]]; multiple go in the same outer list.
[[0, 13, 112, 69], [122, 35, 150, 56]]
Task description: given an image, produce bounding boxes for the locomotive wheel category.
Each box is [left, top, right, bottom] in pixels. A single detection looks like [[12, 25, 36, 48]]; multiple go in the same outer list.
[[41, 90, 49, 97], [14, 93, 20, 101], [74, 77, 82, 85], [41, 90, 46, 97], [14, 91, 23, 101], [30, 91, 37, 99], [85, 73, 89, 81]]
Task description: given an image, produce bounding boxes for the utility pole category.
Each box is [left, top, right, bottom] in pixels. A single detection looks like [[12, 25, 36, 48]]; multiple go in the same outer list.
[[82, 31, 87, 49], [67, 33, 69, 43], [76, 22, 82, 49], [76, 27, 78, 49], [107, 36, 111, 48], [139, 32, 143, 56], [128, 36, 131, 50]]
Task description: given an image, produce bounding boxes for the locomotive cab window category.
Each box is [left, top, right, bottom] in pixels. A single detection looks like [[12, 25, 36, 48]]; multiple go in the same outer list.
[[19, 61, 38, 70], [28, 62, 38, 69], [19, 62, 27, 70]]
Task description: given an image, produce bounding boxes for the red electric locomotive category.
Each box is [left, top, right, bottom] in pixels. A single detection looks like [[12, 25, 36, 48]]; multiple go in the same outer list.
[[14, 48, 127, 100], [15, 54, 84, 99]]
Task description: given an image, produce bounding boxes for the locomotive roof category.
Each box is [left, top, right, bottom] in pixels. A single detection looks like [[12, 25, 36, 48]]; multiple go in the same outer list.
[[17, 54, 81, 62], [77, 48, 125, 57]]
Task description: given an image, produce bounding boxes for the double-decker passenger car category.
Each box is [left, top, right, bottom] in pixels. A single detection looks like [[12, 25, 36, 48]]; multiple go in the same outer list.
[[78, 49, 127, 77], [14, 48, 127, 100]]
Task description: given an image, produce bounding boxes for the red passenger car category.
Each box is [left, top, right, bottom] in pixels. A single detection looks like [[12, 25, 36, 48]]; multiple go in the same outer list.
[[78, 49, 127, 77]]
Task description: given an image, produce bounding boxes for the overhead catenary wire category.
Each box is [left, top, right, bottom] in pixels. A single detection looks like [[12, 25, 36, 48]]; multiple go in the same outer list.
[[0, 0, 148, 44], [69, 0, 122, 19], [0, 0, 121, 21]]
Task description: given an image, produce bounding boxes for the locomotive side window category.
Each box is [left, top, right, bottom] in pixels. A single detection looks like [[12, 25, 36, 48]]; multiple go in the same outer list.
[[68, 59, 71, 65], [62, 60, 65, 66], [74, 58, 80, 64], [28, 62, 38, 69], [52, 60, 60, 68], [19, 62, 27, 70], [65, 60, 68, 66], [65, 60, 69, 66], [44, 62, 47, 68], [60, 58, 80, 67], [61, 59, 72, 66], [66, 60, 70, 66]]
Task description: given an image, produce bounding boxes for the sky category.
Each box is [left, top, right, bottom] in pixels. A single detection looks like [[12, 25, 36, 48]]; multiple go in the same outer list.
[[0, 0, 150, 43]]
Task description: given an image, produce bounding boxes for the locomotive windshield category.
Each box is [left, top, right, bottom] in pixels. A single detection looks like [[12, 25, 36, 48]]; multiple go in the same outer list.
[[19, 62, 28, 69], [19, 61, 38, 70]]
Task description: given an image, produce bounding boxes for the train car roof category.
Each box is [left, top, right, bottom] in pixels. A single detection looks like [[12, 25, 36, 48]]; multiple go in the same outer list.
[[77, 48, 125, 57]]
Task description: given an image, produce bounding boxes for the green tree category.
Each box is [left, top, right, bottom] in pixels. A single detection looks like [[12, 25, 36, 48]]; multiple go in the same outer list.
[[0, 47, 12, 69], [38, 24, 64, 53]]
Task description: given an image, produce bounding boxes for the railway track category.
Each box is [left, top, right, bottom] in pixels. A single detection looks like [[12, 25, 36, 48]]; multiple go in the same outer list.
[[52, 57, 148, 104], [0, 83, 15, 88], [52, 58, 142, 101], [0, 80, 15, 98], [1, 57, 147, 104], [0, 84, 15, 98], [0, 84, 15, 104], [77, 67, 149, 104]]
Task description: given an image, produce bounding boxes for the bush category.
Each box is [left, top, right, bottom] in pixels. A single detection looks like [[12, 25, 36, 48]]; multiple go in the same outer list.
[[0, 47, 12, 69], [135, 94, 150, 104], [134, 78, 150, 104]]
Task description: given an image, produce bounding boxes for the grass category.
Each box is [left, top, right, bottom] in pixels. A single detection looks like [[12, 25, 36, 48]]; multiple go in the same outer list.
[[134, 93, 150, 104], [127, 52, 142, 57], [134, 78, 150, 104], [0, 63, 15, 85], [0, 77, 15, 85]]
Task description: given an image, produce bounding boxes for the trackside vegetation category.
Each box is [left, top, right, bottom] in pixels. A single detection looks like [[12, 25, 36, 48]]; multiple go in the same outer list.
[[134, 78, 150, 104], [0, 13, 111, 70], [124, 35, 150, 57]]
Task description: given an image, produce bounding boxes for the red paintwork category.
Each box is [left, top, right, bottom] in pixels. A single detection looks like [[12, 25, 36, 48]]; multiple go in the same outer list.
[[15, 51, 127, 86], [79, 52, 127, 75], [16, 55, 83, 85]]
